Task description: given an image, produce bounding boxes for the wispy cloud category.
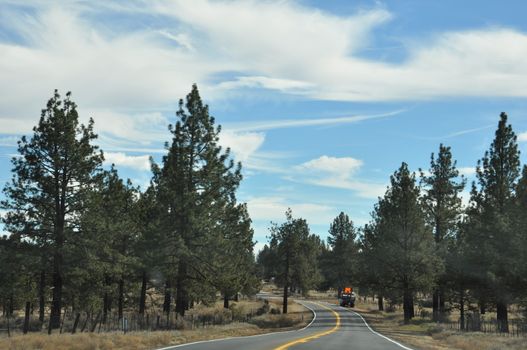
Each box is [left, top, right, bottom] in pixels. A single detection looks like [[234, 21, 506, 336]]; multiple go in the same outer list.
[[1, 0, 527, 144], [0, 136, 20, 147], [226, 110, 405, 132], [289, 155, 386, 198], [419, 124, 495, 141], [246, 196, 337, 225]]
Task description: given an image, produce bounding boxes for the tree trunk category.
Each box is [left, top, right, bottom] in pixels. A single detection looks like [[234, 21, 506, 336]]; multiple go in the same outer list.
[[282, 251, 290, 314], [118, 278, 124, 320], [139, 271, 147, 315], [479, 300, 486, 315], [175, 262, 188, 316], [90, 311, 101, 333], [39, 270, 45, 324], [103, 292, 109, 324], [50, 214, 65, 330], [50, 253, 63, 329], [80, 310, 91, 333], [8, 294, 13, 316], [283, 284, 289, 314], [496, 301, 509, 333], [223, 294, 229, 309], [439, 288, 445, 314], [72, 312, 81, 334], [163, 280, 171, 315], [432, 289, 439, 321], [459, 289, 465, 331], [377, 295, 384, 311], [403, 287, 413, 324], [23, 301, 30, 334]]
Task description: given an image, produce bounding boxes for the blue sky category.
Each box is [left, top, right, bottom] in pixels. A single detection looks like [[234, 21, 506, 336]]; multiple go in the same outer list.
[[1, 0, 527, 251]]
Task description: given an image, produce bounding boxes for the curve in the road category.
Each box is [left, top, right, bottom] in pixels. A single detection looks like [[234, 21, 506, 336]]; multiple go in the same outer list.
[[273, 302, 340, 350], [156, 301, 416, 350], [337, 305, 414, 350]]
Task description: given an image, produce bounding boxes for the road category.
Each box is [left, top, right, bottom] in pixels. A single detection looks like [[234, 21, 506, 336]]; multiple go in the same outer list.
[[157, 301, 414, 350]]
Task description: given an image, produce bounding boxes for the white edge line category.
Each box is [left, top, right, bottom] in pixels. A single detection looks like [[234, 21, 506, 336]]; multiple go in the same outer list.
[[155, 300, 317, 350], [335, 305, 414, 350]]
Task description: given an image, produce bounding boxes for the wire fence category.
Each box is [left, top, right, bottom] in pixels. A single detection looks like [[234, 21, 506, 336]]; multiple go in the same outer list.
[[446, 317, 527, 336], [0, 307, 262, 336]]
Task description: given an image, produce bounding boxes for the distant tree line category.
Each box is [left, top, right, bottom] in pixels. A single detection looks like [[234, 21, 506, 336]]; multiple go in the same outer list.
[[0, 85, 257, 333], [258, 113, 527, 332]]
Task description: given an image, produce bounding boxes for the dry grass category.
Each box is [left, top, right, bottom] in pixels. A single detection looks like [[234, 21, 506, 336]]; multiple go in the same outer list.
[[432, 331, 527, 350], [353, 300, 526, 350], [0, 299, 312, 350]]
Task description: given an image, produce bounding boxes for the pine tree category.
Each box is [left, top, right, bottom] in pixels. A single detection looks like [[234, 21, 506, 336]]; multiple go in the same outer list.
[[325, 212, 358, 296], [1, 90, 103, 329], [269, 209, 319, 313], [467, 112, 521, 332], [158, 84, 242, 316], [212, 204, 257, 308], [514, 166, 527, 298], [366, 163, 439, 323], [420, 144, 465, 320]]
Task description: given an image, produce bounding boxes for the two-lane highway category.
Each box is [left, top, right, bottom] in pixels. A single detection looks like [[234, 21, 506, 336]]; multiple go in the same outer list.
[[158, 301, 414, 350]]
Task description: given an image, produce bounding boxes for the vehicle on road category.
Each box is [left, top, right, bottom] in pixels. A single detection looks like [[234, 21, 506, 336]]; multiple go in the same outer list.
[[339, 287, 355, 307]]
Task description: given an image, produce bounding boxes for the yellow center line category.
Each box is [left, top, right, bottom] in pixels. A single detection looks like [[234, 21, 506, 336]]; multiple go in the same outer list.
[[273, 302, 340, 350]]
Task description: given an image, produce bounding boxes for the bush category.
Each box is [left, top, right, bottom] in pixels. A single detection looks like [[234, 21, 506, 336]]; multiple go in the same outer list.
[[270, 308, 281, 315], [256, 300, 270, 316], [249, 314, 298, 329]]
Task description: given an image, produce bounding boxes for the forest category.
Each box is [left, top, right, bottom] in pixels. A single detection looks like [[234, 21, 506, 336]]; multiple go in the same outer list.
[[1, 85, 526, 337]]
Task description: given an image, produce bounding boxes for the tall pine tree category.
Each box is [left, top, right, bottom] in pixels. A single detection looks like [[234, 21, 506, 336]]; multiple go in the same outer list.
[[467, 112, 520, 332], [1, 90, 103, 329], [366, 163, 438, 323], [420, 144, 465, 320], [158, 84, 242, 316]]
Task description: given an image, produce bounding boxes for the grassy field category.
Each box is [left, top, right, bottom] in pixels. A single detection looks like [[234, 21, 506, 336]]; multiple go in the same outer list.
[[0, 299, 312, 350], [354, 300, 527, 350]]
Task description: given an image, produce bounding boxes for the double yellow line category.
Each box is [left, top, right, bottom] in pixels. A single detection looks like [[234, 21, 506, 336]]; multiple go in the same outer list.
[[274, 302, 340, 350]]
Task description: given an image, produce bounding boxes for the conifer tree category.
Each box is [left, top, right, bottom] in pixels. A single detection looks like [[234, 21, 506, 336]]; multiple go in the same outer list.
[[1, 90, 103, 329], [325, 212, 358, 296], [366, 163, 438, 323], [467, 112, 520, 332], [158, 84, 242, 316], [420, 144, 465, 320], [269, 209, 319, 313]]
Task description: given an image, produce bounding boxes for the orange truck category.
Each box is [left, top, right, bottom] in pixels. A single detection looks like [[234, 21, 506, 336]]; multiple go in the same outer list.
[[339, 287, 356, 307]]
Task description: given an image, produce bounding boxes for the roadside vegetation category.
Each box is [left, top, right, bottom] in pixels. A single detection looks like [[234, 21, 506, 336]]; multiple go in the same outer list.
[[0, 299, 311, 349], [354, 299, 526, 350]]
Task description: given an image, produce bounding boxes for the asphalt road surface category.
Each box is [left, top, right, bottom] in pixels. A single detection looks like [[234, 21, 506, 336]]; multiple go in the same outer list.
[[157, 301, 414, 350]]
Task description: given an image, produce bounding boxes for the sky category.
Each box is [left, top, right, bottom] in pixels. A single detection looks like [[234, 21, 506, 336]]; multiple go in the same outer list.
[[1, 0, 527, 251]]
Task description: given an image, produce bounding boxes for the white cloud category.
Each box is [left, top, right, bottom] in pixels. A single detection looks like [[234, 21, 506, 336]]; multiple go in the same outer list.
[[219, 130, 265, 163], [292, 155, 386, 198], [298, 155, 363, 175], [460, 190, 472, 208], [458, 166, 477, 177], [217, 76, 315, 93], [246, 196, 337, 225], [226, 110, 403, 132], [253, 241, 266, 255], [150, 1, 527, 101], [1, 0, 526, 145], [519, 132, 527, 142], [104, 152, 151, 171]]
